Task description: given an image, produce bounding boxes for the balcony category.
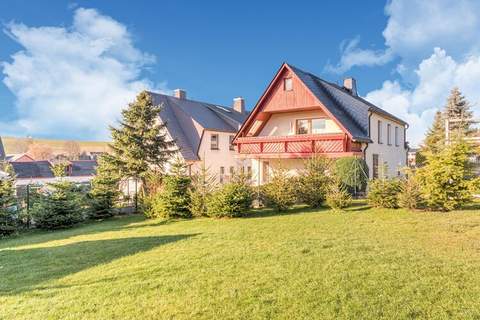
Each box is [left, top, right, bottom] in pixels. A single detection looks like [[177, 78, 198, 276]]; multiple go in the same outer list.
[[235, 133, 362, 159]]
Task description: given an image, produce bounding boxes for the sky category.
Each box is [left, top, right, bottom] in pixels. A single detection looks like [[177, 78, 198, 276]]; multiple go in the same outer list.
[[1, 0, 480, 147]]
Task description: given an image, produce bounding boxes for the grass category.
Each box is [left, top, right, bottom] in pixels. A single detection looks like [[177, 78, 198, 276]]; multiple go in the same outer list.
[[2, 136, 109, 154], [2, 203, 480, 319]]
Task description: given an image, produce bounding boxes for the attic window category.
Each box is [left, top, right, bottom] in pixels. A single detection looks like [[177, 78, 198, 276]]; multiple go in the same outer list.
[[284, 78, 293, 91]]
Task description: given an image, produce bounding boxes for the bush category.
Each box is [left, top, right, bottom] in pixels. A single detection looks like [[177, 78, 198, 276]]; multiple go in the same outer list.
[[206, 176, 253, 218], [296, 156, 332, 208], [31, 181, 87, 229], [188, 163, 217, 217], [0, 165, 17, 236], [416, 140, 480, 211], [335, 157, 369, 193], [326, 179, 352, 210], [398, 170, 424, 210], [144, 174, 191, 219], [367, 178, 401, 208], [260, 168, 297, 211]]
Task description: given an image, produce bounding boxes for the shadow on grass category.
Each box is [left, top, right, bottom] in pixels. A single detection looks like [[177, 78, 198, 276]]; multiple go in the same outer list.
[[344, 200, 371, 212], [244, 205, 329, 219], [0, 233, 198, 295]]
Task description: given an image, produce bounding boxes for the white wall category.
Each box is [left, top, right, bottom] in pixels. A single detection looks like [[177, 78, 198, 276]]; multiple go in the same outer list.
[[250, 158, 305, 186], [193, 130, 251, 183], [364, 113, 407, 178], [259, 110, 342, 136]]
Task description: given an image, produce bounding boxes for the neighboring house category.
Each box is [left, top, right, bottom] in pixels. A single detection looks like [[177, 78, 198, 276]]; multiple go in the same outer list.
[[5, 153, 35, 162], [150, 89, 251, 182], [66, 160, 97, 176], [234, 63, 408, 185]]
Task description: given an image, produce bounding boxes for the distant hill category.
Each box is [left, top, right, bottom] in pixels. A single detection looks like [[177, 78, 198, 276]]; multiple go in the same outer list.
[[2, 136, 110, 155]]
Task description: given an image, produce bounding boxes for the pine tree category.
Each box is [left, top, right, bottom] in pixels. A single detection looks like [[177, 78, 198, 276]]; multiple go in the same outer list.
[[189, 161, 217, 217], [107, 91, 176, 191], [89, 155, 121, 218], [443, 87, 474, 138], [0, 163, 17, 236], [421, 111, 445, 155]]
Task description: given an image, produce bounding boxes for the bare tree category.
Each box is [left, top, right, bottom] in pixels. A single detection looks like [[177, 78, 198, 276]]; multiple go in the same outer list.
[[27, 144, 53, 160], [64, 140, 81, 160]]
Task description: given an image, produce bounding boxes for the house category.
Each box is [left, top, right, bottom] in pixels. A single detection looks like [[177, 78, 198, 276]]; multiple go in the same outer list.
[[150, 89, 251, 182], [233, 63, 408, 185], [5, 153, 35, 162], [66, 160, 97, 176]]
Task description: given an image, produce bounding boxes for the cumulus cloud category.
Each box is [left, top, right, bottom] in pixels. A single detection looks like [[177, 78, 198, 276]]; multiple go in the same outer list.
[[1, 7, 167, 140], [365, 48, 480, 146]]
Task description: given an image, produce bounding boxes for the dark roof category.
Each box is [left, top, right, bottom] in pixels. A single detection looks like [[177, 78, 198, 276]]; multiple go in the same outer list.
[[149, 92, 249, 161], [288, 64, 407, 142], [0, 137, 5, 161], [11, 161, 54, 179], [70, 160, 97, 176]]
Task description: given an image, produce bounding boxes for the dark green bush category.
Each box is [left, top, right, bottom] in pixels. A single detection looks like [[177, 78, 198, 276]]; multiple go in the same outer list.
[[0, 167, 17, 236], [89, 155, 121, 219], [335, 157, 369, 193], [206, 178, 253, 218], [31, 181, 87, 229], [144, 174, 191, 219], [260, 169, 297, 211], [367, 178, 401, 209]]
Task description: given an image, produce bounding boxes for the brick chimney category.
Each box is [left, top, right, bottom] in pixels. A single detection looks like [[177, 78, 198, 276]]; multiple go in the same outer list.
[[173, 89, 186, 99], [233, 97, 245, 114], [343, 78, 357, 96]]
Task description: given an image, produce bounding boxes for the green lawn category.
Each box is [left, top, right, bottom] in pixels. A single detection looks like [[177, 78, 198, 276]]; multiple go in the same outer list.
[[2, 204, 480, 319]]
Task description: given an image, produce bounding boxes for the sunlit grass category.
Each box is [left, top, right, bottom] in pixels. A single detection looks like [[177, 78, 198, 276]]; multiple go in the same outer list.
[[2, 203, 480, 319]]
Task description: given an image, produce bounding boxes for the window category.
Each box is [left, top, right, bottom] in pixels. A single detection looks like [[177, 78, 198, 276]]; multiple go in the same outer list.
[[284, 78, 293, 91], [372, 154, 379, 179], [387, 124, 392, 145], [296, 118, 326, 135], [311, 119, 326, 133], [229, 135, 235, 151], [377, 120, 383, 144], [219, 166, 225, 183], [229, 166, 234, 176], [211, 134, 219, 150], [296, 119, 309, 134], [247, 166, 252, 177], [395, 127, 399, 146]]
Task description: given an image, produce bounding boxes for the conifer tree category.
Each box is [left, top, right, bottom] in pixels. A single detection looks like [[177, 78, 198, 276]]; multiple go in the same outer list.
[[421, 111, 445, 155], [107, 91, 176, 191], [189, 161, 217, 217], [0, 163, 17, 236], [443, 87, 474, 138], [89, 154, 121, 218]]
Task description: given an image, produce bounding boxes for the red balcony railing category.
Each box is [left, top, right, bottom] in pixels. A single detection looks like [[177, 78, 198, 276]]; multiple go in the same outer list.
[[236, 134, 362, 158]]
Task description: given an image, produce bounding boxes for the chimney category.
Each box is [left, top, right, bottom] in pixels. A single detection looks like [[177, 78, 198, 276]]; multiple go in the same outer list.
[[173, 89, 186, 99], [343, 77, 357, 96], [233, 97, 245, 114]]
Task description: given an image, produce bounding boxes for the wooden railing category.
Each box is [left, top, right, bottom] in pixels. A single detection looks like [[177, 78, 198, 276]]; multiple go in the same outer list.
[[236, 134, 361, 157]]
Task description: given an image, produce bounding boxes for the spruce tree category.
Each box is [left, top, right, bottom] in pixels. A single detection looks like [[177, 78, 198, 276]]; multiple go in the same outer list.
[[189, 161, 217, 217], [443, 87, 474, 138], [421, 111, 445, 155], [89, 155, 121, 218], [107, 91, 176, 191], [0, 163, 17, 236]]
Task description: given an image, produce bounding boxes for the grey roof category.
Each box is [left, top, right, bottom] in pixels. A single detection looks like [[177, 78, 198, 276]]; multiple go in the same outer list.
[[288, 64, 407, 142], [70, 160, 97, 176], [11, 161, 54, 179], [149, 92, 249, 161], [0, 137, 5, 161]]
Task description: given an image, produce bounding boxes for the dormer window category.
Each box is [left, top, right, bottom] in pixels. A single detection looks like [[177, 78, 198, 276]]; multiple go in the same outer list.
[[284, 78, 293, 91]]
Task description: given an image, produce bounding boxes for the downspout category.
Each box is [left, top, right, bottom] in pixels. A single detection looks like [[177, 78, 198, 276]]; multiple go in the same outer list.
[[404, 123, 410, 167], [363, 111, 373, 161]]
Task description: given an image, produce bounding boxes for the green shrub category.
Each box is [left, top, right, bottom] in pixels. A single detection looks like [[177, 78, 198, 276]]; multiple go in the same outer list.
[[31, 181, 87, 229], [297, 156, 331, 208], [188, 163, 217, 217], [206, 177, 253, 218], [260, 168, 297, 211], [326, 180, 352, 210], [416, 140, 480, 211], [367, 178, 401, 208], [335, 157, 369, 193], [398, 170, 424, 210], [0, 175, 17, 236], [144, 174, 191, 219]]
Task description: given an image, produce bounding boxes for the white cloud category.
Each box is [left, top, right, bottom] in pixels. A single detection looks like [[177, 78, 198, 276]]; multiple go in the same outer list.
[[365, 48, 480, 146], [1, 7, 167, 140]]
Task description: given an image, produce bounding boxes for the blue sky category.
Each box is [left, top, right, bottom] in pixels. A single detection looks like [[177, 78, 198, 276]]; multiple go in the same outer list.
[[1, 0, 480, 146]]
